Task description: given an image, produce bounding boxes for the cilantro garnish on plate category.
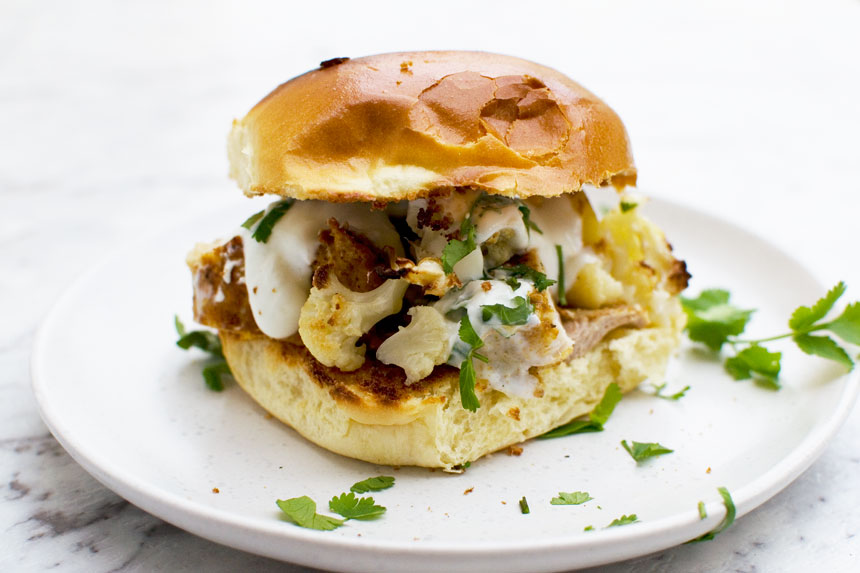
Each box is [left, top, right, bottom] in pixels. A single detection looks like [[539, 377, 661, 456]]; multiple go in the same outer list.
[[174, 316, 232, 391], [620, 440, 674, 463], [539, 383, 622, 438], [682, 282, 860, 388]]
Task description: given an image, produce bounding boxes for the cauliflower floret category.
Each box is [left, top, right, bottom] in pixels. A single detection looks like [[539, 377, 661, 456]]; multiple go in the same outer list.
[[376, 306, 458, 383], [298, 276, 408, 371]]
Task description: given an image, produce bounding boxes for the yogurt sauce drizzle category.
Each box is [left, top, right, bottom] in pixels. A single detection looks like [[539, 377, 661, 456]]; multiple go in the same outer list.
[[240, 200, 402, 339]]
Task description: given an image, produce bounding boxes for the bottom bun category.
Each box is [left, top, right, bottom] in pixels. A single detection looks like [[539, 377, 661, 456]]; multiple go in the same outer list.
[[221, 322, 682, 469]]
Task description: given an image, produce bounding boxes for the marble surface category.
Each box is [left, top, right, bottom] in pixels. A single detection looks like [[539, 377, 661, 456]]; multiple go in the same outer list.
[[2, 0, 859, 571]]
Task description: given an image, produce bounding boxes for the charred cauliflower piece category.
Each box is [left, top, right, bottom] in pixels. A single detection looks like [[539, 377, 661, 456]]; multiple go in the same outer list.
[[298, 277, 408, 371]]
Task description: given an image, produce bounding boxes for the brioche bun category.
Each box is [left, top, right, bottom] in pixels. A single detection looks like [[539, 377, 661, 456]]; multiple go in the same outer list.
[[221, 320, 682, 469], [228, 51, 636, 203]]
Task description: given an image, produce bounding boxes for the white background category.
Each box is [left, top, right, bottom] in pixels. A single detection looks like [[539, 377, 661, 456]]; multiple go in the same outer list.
[[2, 0, 858, 571]]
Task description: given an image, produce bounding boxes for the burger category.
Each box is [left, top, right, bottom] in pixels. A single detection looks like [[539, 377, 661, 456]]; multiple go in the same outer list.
[[187, 51, 690, 470]]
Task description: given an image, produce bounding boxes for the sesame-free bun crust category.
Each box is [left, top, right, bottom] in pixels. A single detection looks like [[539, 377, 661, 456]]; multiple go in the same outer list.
[[228, 51, 636, 202], [220, 320, 681, 469]]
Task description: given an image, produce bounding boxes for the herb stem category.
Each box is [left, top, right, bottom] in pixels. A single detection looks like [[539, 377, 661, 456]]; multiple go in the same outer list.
[[555, 244, 567, 307]]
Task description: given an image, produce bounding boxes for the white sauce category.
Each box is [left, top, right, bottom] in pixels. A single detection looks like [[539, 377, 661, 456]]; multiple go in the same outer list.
[[525, 196, 585, 301], [241, 200, 403, 339]]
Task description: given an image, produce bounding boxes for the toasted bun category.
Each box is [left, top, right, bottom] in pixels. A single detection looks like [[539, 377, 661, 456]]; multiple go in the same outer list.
[[228, 51, 636, 203], [221, 320, 682, 469]]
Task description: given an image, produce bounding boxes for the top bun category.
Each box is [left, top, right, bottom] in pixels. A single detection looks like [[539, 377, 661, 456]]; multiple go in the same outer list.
[[228, 51, 636, 202]]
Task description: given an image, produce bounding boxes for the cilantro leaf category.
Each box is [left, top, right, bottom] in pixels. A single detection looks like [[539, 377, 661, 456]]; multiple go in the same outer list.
[[688, 487, 736, 543], [202, 361, 231, 392], [175, 317, 224, 357], [607, 514, 639, 527], [827, 302, 860, 345], [555, 244, 567, 306], [724, 345, 781, 382], [551, 491, 593, 505], [789, 281, 845, 331], [458, 313, 484, 350], [539, 383, 621, 438], [793, 334, 854, 370], [329, 493, 386, 520], [250, 199, 294, 243], [620, 201, 638, 213], [500, 264, 556, 292], [481, 296, 533, 325], [240, 209, 265, 230], [644, 382, 690, 401], [519, 496, 530, 514], [518, 204, 543, 236], [620, 440, 674, 462], [682, 290, 754, 351], [458, 356, 481, 412], [277, 496, 344, 531], [589, 382, 623, 426], [441, 218, 477, 274], [350, 476, 395, 494]]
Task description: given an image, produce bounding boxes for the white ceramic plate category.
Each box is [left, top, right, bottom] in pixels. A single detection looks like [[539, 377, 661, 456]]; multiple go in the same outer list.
[[32, 198, 859, 572]]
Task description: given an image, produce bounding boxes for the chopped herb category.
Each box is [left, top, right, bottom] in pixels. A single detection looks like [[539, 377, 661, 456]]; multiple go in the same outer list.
[[481, 296, 533, 325], [698, 501, 707, 520], [607, 514, 639, 527], [240, 209, 264, 230], [498, 264, 556, 292], [457, 314, 485, 412], [555, 245, 567, 306], [681, 289, 754, 352], [583, 525, 594, 532], [519, 496, 530, 514], [539, 383, 622, 438], [518, 204, 543, 236], [620, 440, 674, 463], [249, 199, 294, 243], [350, 476, 395, 494], [724, 346, 781, 387], [441, 217, 477, 274], [329, 492, 386, 520], [175, 316, 223, 357], [620, 201, 638, 213], [683, 282, 860, 388], [551, 491, 593, 505], [644, 382, 690, 401], [202, 362, 231, 392], [688, 487, 736, 543], [175, 316, 231, 391], [276, 496, 344, 531]]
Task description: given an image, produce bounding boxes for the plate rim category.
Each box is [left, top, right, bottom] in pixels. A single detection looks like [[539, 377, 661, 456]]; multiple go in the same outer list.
[[30, 196, 860, 571]]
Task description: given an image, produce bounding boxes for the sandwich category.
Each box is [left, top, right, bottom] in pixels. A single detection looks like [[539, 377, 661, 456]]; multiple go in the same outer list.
[[187, 51, 690, 469]]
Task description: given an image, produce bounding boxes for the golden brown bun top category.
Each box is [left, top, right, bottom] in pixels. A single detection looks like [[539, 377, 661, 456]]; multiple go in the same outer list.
[[228, 51, 636, 202]]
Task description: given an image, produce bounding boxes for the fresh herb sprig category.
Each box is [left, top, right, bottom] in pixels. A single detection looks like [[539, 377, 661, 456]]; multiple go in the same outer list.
[[682, 282, 860, 387], [174, 316, 232, 391], [441, 217, 477, 274], [481, 296, 534, 325], [457, 314, 488, 412], [518, 204, 543, 236], [277, 476, 394, 531], [688, 487, 736, 543], [244, 199, 295, 243], [539, 383, 622, 438], [499, 264, 556, 292], [620, 440, 674, 463]]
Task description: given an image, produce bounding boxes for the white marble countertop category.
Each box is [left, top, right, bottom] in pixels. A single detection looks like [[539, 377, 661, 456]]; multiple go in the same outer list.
[[2, 1, 858, 571]]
